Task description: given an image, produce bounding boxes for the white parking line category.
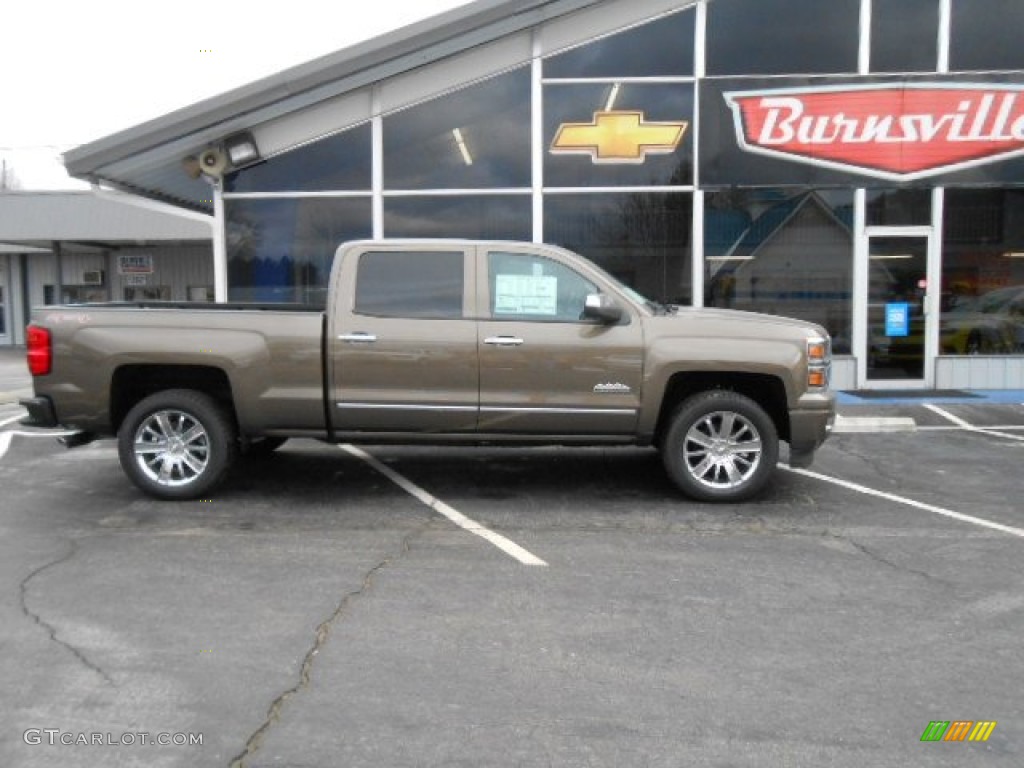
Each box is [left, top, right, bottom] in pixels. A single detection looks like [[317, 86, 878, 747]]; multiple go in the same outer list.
[[781, 464, 1024, 539], [0, 428, 87, 461], [340, 444, 548, 567], [0, 413, 26, 428], [923, 404, 1024, 442], [917, 424, 1024, 432]]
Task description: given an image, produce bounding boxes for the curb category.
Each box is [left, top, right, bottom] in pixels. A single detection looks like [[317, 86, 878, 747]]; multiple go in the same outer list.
[[832, 414, 917, 433]]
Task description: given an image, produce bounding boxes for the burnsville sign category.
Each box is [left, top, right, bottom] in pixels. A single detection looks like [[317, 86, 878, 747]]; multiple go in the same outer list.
[[700, 77, 1024, 187]]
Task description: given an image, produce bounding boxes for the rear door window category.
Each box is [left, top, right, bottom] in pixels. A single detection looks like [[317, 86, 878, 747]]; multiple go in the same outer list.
[[354, 250, 464, 318]]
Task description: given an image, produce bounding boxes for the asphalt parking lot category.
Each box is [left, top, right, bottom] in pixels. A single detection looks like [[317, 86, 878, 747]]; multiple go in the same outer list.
[[2, 347, 1023, 768]]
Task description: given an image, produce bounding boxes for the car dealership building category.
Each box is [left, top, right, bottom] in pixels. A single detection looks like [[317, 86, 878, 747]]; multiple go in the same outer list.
[[64, 0, 1024, 390]]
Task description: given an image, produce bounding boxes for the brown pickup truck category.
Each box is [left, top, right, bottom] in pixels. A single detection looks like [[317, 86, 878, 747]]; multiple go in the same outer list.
[[22, 239, 834, 502]]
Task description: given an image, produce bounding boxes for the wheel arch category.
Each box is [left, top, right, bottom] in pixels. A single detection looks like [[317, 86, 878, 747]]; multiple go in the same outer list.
[[111, 365, 238, 433], [653, 371, 790, 446]]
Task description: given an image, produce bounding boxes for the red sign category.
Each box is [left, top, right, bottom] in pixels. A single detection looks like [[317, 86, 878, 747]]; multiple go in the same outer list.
[[725, 83, 1024, 181]]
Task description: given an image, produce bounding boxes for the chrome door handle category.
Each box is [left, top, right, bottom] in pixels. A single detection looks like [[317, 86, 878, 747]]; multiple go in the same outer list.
[[484, 336, 524, 346], [338, 332, 378, 343]]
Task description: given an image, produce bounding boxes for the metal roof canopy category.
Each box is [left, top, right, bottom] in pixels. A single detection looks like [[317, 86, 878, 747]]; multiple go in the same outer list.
[[63, 0, 605, 213], [0, 191, 212, 245]]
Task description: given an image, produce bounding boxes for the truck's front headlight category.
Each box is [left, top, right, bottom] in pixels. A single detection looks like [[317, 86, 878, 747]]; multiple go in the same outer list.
[[807, 337, 831, 390]]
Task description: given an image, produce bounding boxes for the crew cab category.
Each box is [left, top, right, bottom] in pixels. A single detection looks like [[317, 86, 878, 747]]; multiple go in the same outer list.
[[22, 239, 834, 502]]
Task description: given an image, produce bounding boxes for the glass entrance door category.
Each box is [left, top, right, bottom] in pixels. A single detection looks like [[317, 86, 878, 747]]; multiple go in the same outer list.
[[864, 234, 932, 386]]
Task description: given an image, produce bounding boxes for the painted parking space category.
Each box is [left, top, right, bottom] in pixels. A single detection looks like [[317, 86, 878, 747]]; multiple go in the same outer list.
[[2, 415, 1024, 766]]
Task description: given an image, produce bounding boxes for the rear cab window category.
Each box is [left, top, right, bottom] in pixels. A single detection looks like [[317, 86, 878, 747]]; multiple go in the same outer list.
[[354, 250, 466, 319]]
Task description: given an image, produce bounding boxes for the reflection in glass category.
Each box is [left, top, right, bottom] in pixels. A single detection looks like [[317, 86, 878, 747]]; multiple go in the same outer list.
[[866, 189, 932, 226], [355, 251, 464, 319], [384, 68, 531, 189], [704, 189, 855, 353], [223, 124, 371, 193], [940, 189, 1024, 355], [545, 84, 694, 188], [545, 193, 692, 305], [226, 197, 372, 306], [383, 196, 532, 240], [870, 0, 938, 73], [866, 237, 928, 380], [707, 0, 859, 76], [544, 9, 694, 78], [950, 0, 1024, 72]]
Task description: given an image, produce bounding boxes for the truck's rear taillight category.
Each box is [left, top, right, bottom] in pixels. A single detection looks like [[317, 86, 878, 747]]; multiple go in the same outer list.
[[26, 325, 52, 376]]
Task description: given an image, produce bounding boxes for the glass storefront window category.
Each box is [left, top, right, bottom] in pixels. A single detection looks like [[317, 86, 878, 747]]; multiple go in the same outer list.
[[383, 68, 531, 190], [866, 189, 932, 227], [704, 189, 855, 353], [544, 192, 692, 304], [544, 9, 694, 78], [226, 197, 372, 306], [383, 195, 532, 240], [950, 0, 1024, 72], [940, 190, 1024, 355], [707, 0, 859, 76], [871, 0, 939, 73], [223, 124, 371, 193], [544, 83, 694, 188]]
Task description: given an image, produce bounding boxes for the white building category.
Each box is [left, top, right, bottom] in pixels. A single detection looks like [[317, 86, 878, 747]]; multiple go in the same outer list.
[[0, 190, 213, 346]]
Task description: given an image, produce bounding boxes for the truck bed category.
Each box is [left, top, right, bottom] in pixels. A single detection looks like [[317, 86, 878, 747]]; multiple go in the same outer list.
[[32, 303, 327, 436]]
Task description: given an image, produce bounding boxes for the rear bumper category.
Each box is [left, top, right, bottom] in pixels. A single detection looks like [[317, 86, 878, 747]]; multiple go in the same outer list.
[[788, 391, 836, 468], [19, 396, 59, 428]]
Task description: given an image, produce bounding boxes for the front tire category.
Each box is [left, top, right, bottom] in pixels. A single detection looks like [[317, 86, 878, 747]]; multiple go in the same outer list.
[[117, 389, 237, 500], [661, 390, 779, 502]]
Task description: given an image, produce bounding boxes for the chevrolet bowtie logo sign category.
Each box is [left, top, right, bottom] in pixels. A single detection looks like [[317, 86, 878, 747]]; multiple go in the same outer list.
[[551, 111, 688, 164]]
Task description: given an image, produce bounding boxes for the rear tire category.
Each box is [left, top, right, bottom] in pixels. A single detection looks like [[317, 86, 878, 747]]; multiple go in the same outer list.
[[117, 389, 237, 500], [661, 390, 778, 502]]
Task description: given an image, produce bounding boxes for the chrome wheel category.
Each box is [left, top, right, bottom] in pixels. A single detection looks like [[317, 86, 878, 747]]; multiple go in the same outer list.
[[133, 409, 211, 487], [661, 390, 778, 502], [683, 410, 763, 490]]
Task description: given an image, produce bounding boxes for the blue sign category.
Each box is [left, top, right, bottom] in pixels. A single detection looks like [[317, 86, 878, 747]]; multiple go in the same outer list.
[[885, 302, 910, 337]]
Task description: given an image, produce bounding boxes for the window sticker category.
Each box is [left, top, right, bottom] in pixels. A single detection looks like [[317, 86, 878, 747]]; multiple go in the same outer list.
[[494, 274, 558, 316]]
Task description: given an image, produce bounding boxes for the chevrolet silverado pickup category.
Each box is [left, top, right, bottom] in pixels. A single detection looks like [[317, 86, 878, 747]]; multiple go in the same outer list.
[[22, 239, 835, 502]]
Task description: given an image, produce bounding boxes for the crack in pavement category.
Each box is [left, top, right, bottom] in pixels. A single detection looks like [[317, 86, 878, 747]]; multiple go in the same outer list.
[[842, 535, 953, 586], [834, 438, 907, 489], [19, 538, 116, 687], [228, 523, 430, 768]]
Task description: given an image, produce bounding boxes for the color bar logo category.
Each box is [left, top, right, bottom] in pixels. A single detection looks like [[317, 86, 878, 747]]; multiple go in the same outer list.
[[920, 720, 997, 742], [551, 111, 687, 164]]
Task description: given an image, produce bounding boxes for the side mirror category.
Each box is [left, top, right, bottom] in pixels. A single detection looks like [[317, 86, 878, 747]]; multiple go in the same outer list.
[[583, 293, 623, 324]]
